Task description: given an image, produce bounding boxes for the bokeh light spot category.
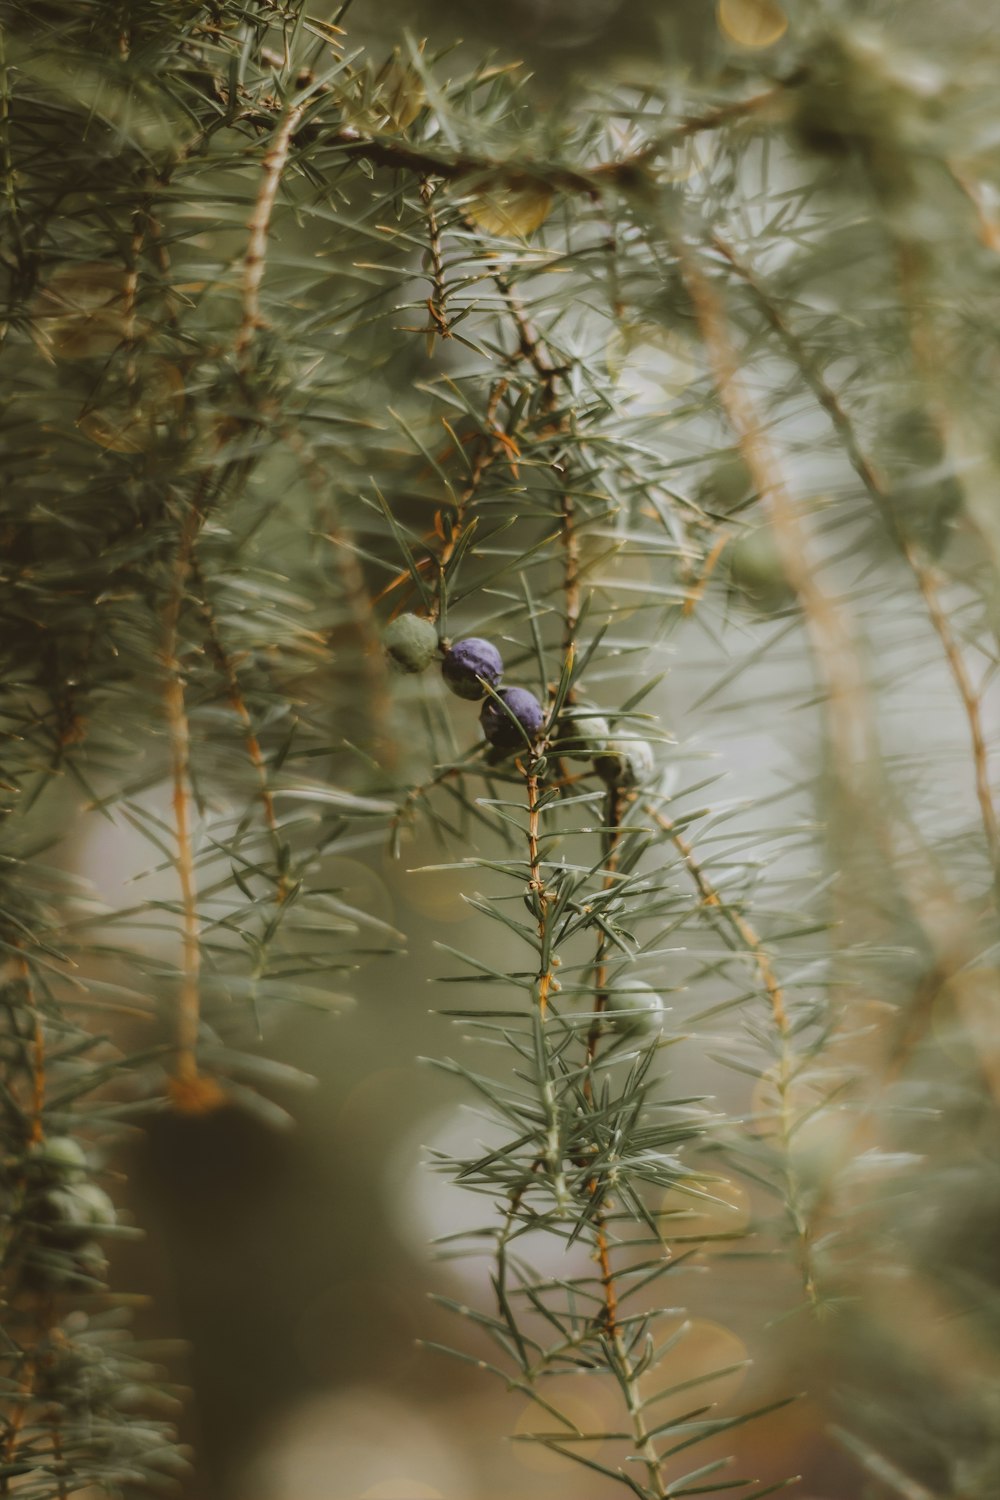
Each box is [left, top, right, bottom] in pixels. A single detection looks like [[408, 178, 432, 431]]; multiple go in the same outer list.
[[638, 1318, 748, 1421], [717, 0, 788, 49]]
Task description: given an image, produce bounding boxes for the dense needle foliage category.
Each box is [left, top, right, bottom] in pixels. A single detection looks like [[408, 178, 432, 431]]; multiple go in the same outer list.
[[2, 0, 1000, 1496]]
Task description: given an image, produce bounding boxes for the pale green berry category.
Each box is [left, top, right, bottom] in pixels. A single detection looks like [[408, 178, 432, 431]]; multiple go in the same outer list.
[[27, 1135, 88, 1181], [556, 709, 611, 761], [593, 737, 655, 788], [727, 529, 795, 614], [72, 1183, 117, 1228], [700, 451, 754, 514], [383, 613, 439, 673], [42, 1183, 116, 1247], [605, 978, 664, 1038]]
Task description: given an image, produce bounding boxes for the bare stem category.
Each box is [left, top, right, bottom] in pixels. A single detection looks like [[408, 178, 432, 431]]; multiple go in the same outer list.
[[161, 502, 222, 1113], [235, 101, 305, 368], [584, 786, 625, 1338], [490, 275, 583, 660], [427, 377, 510, 625], [420, 176, 450, 344], [191, 559, 288, 899], [523, 766, 567, 1206]]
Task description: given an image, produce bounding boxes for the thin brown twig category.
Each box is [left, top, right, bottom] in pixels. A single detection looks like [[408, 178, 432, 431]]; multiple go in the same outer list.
[[711, 233, 1000, 887], [161, 505, 203, 1099], [946, 160, 1000, 253], [682, 525, 732, 618], [15, 951, 45, 1145], [235, 100, 305, 368], [559, 492, 581, 654], [190, 557, 288, 900], [647, 805, 788, 1032], [492, 272, 558, 399], [120, 212, 145, 391], [661, 80, 792, 147], [522, 765, 568, 1208], [428, 377, 511, 625], [247, 66, 791, 201], [503, 275, 624, 1335], [893, 237, 1000, 887], [909, 560, 1000, 876], [278, 421, 394, 759], [645, 803, 819, 1306], [583, 784, 625, 1337], [420, 176, 450, 346], [490, 274, 584, 660], [677, 240, 874, 793]]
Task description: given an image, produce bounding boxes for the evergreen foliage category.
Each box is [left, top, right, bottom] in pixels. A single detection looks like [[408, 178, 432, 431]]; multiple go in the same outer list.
[[2, 1, 1000, 1496]]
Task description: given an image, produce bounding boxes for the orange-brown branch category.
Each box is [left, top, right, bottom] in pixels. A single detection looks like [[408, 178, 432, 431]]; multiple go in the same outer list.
[[646, 803, 818, 1304], [712, 232, 1000, 887], [677, 240, 874, 796], [161, 503, 222, 1113], [235, 101, 305, 367]]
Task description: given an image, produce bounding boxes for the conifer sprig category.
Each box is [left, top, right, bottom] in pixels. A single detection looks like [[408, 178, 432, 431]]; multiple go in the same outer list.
[[3, 1, 1000, 1496]]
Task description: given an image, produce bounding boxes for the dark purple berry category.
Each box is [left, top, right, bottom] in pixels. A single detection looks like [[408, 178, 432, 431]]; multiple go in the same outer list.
[[480, 687, 545, 750], [442, 637, 504, 700]]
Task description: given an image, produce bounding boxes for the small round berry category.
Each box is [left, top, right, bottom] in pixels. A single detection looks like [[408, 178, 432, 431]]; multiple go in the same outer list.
[[699, 451, 754, 514], [556, 709, 611, 761], [40, 1183, 117, 1249], [480, 686, 546, 750], [23, 1237, 107, 1293], [442, 637, 504, 700], [383, 613, 439, 673], [593, 738, 655, 788], [26, 1135, 88, 1182], [605, 978, 665, 1038], [727, 529, 794, 615]]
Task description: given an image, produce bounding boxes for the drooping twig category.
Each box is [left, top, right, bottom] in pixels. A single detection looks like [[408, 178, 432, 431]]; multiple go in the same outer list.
[[712, 233, 1000, 892], [646, 803, 819, 1307], [677, 240, 875, 799], [235, 100, 306, 368], [161, 507, 202, 1100], [161, 499, 224, 1114], [190, 557, 288, 900]]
